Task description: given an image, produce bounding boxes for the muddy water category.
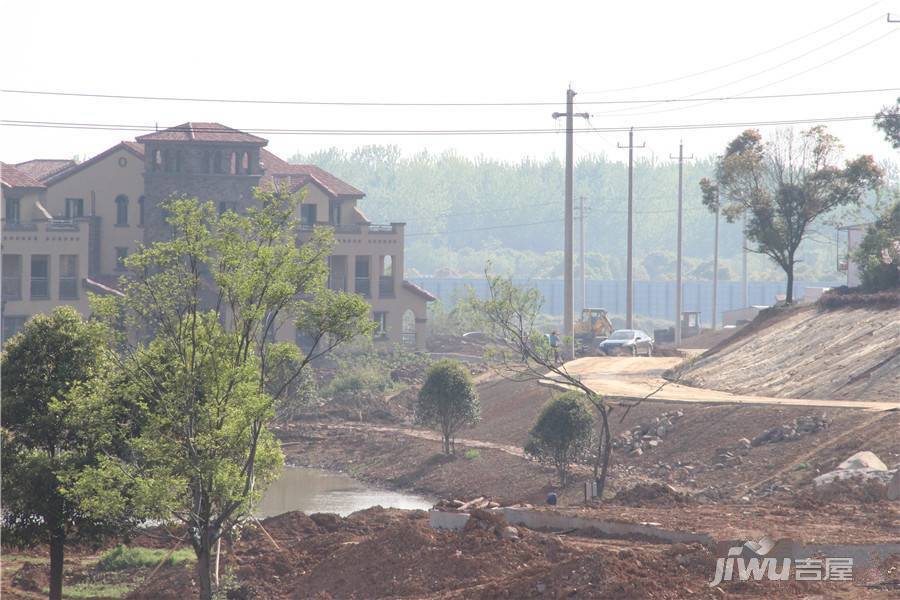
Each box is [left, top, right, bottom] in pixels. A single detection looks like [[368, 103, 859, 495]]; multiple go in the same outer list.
[[256, 466, 434, 518]]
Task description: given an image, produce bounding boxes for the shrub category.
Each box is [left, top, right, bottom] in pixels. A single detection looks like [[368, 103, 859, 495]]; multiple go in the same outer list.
[[97, 545, 194, 572], [326, 365, 393, 399], [415, 359, 480, 454], [524, 392, 596, 486], [463, 449, 481, 460]]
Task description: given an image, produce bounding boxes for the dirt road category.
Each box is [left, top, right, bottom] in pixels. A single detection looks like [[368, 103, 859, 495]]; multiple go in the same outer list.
[[549, 357, 900, 411]]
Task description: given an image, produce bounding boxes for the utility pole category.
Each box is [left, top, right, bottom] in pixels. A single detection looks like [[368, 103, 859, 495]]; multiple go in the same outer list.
[[712, 201, 720, 330], [618, 127, 646, 329], [669, 142, 692, 346], [741, 213, 748, 308], [576, 196, 588, 313], [552, 89, 589, 360]]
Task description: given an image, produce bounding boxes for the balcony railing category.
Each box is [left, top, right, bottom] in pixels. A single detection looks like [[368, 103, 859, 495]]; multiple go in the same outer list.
[[297, 222, 399, 235], [379, 276, 395, 298]]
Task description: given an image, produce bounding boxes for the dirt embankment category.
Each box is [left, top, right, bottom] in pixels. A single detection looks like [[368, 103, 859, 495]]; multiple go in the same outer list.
[[123, 507, 896, 599], [672, 303, 900, 401]]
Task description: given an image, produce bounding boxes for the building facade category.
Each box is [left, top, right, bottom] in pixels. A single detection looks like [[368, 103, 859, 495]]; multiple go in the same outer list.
[[1, 123, 433, 346]]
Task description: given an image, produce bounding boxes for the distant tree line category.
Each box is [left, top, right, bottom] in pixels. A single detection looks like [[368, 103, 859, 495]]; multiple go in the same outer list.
[[291, 143, 897, 282]]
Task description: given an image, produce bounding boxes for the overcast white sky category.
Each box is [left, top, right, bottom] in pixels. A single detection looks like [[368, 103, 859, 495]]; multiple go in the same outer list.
[[2, 0, 898, 165]]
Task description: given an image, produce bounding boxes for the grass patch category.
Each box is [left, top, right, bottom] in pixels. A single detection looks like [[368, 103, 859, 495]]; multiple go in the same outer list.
[[463, 449, 481, 460], [41, 582, 133, 599], [97, 545, 194, 572]]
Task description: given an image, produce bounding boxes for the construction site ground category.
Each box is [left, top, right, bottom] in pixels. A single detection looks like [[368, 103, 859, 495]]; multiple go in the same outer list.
[[3, 299, 898, 598]]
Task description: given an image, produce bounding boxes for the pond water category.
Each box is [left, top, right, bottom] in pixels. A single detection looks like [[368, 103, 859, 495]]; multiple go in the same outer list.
[[255, 466, 435, 518]]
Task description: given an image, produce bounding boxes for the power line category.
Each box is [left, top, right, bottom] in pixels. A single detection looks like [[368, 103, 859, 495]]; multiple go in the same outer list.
[[592, 27, 900, 119], [579, 2, 883, 95], [1, 86, 894, 108], [591, 16, 892, 117], [0, 114, 877, 136]]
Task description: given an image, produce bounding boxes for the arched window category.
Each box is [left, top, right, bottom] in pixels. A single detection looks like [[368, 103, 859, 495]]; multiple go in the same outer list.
[[153, 149, 162, 171], [229, 152, 237, 175], [241, 151, 249, 173], [214, 151, 223, 174], [115, 194, 129, 226]]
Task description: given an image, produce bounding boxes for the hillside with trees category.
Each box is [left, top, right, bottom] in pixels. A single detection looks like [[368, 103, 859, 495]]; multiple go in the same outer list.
[[290, 144, 898, 282]]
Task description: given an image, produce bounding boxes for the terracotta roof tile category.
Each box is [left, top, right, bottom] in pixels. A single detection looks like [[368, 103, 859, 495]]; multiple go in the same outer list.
[[13, 159, 77, 182], [136, 122, 267, 144], [403, 280, 437, 302], [1, 162, 46, 189], [259, 150, 364, 199]]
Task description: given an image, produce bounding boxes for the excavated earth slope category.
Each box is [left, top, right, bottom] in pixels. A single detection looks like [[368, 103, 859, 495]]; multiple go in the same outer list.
[[675, 304, 900, 401]]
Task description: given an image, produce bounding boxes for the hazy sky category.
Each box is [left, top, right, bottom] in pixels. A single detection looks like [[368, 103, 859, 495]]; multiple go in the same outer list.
[[2, 0, 898, 165]]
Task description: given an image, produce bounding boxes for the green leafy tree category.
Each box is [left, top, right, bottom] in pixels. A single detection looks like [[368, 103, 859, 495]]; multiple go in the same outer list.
[[701, 127, 883, 303], [1, 308, 139, 600], [524, 392, 596, 486], [854, 200, 900, 291], [264, 342, 319, 424], [415, 359, 480, 454], [466, 273, 621, 498], [875, 98, 900, 149], [75, 189, 374, 600]]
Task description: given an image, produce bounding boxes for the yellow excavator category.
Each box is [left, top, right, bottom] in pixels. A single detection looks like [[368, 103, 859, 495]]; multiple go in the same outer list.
[[574, 308, 614, 355]]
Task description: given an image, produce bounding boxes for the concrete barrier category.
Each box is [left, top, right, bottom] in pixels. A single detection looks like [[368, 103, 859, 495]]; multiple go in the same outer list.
[[428, 507, 900, 569], [501, 508, 715, 545], [429, 510, 472, 530]]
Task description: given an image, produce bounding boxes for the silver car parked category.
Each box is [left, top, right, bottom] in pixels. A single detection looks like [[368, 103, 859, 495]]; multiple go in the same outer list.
[[597, 329, 654, 357]]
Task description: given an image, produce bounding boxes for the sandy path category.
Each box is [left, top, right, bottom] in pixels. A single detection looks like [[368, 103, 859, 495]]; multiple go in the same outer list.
[[305, 422, 527, 457], [545, 356, 900, 412]]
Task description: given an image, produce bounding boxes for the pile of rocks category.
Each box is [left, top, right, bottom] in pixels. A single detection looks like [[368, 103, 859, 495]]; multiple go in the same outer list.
[[751, 414, 830, 446], [713, 438, 752, 468], [814, 451, 897, 488], [614, 410, 685, 456]]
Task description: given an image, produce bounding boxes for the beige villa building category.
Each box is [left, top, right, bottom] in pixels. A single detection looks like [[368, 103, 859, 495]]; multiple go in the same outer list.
[[1, 123, 433, 347]]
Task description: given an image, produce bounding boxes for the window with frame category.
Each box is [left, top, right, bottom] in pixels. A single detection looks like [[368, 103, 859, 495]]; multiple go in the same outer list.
[[329, 200, 341, 225], [373, 311, 388, 337], [115, 247, 128, 270], [115, 195, 129, 225], [59, 255, 79, 299], [5, 197, 21, 223], [354, 256, 370, 297], [65, 198, 84, 218], [300, 204, 317, 225], [138, 196, 145, 226], [30, 255, 49, 299], [2, 254, 22, 299]]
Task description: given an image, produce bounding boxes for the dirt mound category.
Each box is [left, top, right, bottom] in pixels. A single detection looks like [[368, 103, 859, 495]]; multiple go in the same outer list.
[[11, 562, 47, 593], [673, 303, 900, 401], [611, 483, 695, 507], [800, 476, 890, 505]]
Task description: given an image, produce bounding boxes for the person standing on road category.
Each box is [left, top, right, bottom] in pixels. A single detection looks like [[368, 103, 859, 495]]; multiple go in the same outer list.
[[548, 330, 560, 364]]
